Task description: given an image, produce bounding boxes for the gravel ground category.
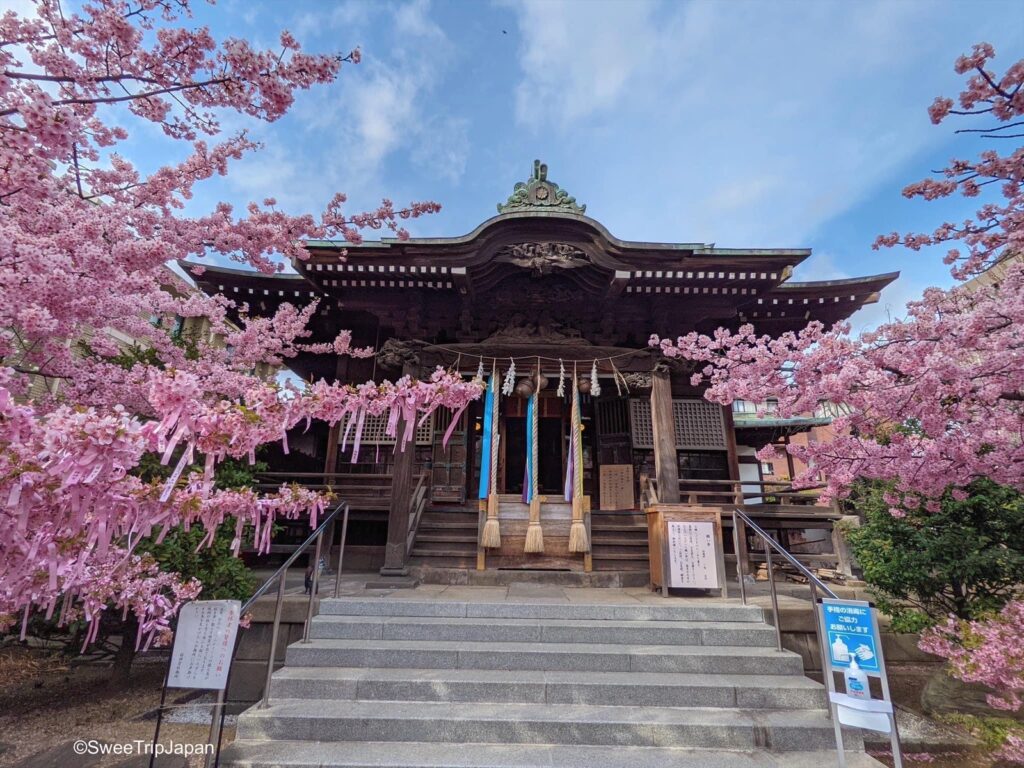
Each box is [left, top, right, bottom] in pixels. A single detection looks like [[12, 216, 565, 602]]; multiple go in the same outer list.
[[0, 647, 233, 768]]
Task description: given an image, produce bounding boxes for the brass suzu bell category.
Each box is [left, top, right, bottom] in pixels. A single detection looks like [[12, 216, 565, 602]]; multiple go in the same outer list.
[[515, 378, 535, 398]]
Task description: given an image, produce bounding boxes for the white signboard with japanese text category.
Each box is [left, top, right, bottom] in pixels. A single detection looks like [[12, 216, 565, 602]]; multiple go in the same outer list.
[[167, 600, 241, 690], [666, 520, 720, 589]]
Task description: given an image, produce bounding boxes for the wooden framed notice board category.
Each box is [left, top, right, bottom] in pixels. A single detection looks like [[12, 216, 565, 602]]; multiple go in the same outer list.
[[598, 464, 635, 511], [645, 504, 728, 599]]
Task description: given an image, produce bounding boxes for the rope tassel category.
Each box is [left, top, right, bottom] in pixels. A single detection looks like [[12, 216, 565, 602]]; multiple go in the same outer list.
[[480, 362, 502, 549], [567, 365, 589, 553], [524, 368, 544, 553]]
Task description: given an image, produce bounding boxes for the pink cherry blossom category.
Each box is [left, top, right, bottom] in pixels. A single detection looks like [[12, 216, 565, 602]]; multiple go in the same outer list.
[[652, 44, 1023, 507], [652, 45, 1024, 754], [920, 602, 1024, 763], [0, 0, 471, 648]]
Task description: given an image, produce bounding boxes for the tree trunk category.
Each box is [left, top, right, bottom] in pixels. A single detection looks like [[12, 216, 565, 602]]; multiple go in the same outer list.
[[107, 615, 138, 689]]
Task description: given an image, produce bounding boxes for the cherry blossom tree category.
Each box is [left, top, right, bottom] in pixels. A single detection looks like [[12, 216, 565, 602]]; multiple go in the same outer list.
[[652, 44, 1023, 755], [1, 0, 480, 646], [652, 43, 1022, 508], [920, 603, 1024, 763]]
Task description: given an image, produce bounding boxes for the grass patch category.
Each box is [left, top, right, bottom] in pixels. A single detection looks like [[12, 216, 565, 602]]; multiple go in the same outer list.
[[938, 712, 1024, 753]]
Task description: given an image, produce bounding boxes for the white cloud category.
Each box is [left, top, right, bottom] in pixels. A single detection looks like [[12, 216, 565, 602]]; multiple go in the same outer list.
[[504, 0, 1000, 249], [282, 0, 466, 192], [3, 0, 39, 18], [210, 0, 469, 215], [410, 115, 470, 184], [291, 1, 375, 41], [512, 0, 660, 125]]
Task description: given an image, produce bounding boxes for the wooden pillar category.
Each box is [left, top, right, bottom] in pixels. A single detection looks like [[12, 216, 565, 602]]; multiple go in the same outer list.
[[833, 514, 859, 578], [650, 369, 680, 503], [324, 423, 341, 478], [723, 406, 741, 504], [380, 362, 417, 577], [722, 406, 750, 579], [783, 434, 796, 481], [323, 355, 348, 561]]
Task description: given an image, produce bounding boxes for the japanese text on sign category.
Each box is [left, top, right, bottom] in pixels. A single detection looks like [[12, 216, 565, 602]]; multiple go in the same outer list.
[[168, 600, 241, 690], [822, 598, 880, 675], [667, 520, 719, 589]]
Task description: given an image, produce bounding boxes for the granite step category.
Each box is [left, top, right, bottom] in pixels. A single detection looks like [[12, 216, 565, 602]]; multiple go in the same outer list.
[[317, 598, 763, 623], [268, 667, 826, 709], [307, 616, 777, 646], [236, 699, 856, 751], [222, 741, 885, 768], [284, 639, 806, 675]]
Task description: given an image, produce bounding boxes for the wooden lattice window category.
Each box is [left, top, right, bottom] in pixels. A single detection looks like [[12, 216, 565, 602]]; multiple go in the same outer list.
[[629, 399, 727, 450], [347, 411, 434, 446], [629, 399, 655, 449], [673, 399, 728, 450], [596, 398, 631, 436]]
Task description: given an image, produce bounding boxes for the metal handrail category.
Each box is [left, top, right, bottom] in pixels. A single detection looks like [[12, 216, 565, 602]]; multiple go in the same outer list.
[[205, 499, 351, 767], [731, 507, 837, 721], [733, 507, 839, 600]]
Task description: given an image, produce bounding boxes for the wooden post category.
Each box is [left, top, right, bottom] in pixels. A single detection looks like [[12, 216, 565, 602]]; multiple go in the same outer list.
[[650, 369, 680, 503], [833, 514, 859, 578], [322, 354, 347, 563], [380, 363, 417, 577], [783, 434, 796, 481], [723, 406, 741, 505]]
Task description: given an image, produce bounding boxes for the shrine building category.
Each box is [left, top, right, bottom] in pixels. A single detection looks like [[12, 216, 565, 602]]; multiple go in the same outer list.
[[188, 161, 897, 586]]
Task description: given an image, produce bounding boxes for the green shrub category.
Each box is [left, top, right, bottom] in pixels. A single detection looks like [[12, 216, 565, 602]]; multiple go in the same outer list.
[[845, 479, 1024, 633]]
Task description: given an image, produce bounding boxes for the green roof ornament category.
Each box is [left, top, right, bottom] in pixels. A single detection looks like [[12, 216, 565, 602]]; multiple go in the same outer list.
[[497, 159, 586, 215]]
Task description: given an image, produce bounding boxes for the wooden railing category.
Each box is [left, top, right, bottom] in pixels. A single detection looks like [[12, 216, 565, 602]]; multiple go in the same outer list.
[[676, 477, 833, 510], [406, 473, 428, 559], [252, 471, 426, 562], [256, 471, 425, 510], [639, 474, 659, 510], [255, 471, 394, 506], [637, 475, 852, 576]]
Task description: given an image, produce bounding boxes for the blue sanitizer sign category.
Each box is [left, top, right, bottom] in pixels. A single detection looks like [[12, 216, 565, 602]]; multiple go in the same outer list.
[[822, 598, 880, 676]]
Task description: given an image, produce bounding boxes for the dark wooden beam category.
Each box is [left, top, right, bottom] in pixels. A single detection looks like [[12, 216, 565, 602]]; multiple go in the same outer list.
[[723, 406, 740, 488], [451, 266, 473, 299], [784, 434, 796, 481], [650, 369, 680, 503], [608, 270, 629, 297], [380, 362, 418, 577]]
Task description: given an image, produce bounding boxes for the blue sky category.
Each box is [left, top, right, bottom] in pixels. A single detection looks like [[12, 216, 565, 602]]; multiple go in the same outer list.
[[120, 0, 1021, 331]]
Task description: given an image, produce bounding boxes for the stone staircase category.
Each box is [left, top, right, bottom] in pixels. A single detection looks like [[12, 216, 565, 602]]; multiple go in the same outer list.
[[224, 597, 881, 767]]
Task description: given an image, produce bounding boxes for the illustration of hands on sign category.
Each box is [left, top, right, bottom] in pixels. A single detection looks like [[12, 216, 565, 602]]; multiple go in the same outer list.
[[853, 644, 875, 662]]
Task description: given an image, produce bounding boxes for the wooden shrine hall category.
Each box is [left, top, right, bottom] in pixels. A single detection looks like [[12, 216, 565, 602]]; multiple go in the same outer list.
[[187, 160, 898, 587]]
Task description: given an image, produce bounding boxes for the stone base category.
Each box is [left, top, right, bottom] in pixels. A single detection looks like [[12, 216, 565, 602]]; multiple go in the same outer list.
[[363, 575, 419, 590], [410, 566, 650, 588]]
